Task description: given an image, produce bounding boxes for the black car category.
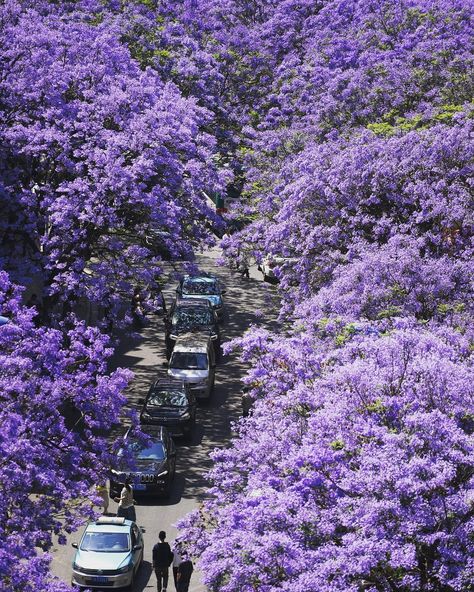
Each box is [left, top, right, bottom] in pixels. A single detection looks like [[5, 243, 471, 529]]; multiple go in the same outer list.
[[110, 425, 176, 498], [164, 299, 221, 358], [139, 378, 196, 438], [176, 274, 226, 320]]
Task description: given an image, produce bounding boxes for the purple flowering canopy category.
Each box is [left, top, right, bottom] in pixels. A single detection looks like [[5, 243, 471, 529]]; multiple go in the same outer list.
[[176, 1, 474, 591], [1, 0, 474, 590]]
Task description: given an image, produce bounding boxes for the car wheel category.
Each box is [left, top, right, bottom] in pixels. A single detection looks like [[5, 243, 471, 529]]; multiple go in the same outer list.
[[125, 573, 134, 592], [185, 419, 195, 441], [163, 475, 172, 498]]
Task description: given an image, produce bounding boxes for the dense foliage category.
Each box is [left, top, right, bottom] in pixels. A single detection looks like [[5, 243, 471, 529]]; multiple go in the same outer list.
[[0, 0, 223, 589], [1, 0, 473, 590], [176, 1, 474, 591], [0, 271, 131, 591]]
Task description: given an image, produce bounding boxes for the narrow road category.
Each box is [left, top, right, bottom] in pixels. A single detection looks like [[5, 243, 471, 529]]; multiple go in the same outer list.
[[50, 248, 279, 591]]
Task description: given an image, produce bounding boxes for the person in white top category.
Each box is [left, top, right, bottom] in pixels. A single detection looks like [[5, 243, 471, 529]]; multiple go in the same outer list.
[[114, 477, 136, 522], [172, 543, 183, 591]]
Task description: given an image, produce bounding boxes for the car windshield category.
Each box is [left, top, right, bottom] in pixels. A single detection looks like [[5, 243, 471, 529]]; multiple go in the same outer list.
[[182, 278, 217, 296], [129, 440, 166, 460], [170, 352, 208, 370], [81, 531, 130, 553], [148, 390, 187, 407], [172, 307, 213, 330]]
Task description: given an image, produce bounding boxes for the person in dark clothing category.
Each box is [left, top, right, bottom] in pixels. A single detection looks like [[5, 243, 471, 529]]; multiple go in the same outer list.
[[152, 531, 173, 592], [131, 287, 145, 327], [176, 553, 194, 592]]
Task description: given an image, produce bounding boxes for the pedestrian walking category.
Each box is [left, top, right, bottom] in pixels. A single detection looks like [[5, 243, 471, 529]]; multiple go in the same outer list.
[[172, 543, 183, 590], [96, 482, 109, 515], [152, 530, 174, 592], [176, 552, 194, 592], [131, 287, 145, 327], [114, 477, 136, 522], [238, 250, 250, 278]]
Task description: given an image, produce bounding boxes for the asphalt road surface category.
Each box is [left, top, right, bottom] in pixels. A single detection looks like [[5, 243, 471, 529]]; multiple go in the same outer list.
[[50, 248, 279, 591]]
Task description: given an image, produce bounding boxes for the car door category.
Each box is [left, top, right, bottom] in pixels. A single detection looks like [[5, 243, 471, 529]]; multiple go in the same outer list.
[[187, 389, 197, 420], [131, 523, 143, 571], [208, 346, 216, 393], [167, 433, 176, 476]]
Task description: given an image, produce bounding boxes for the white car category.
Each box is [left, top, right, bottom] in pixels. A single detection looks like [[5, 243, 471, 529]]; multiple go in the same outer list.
[[168, 334, 216, 399], [259, 256, 297, 282], [71, 516, 143, 590]]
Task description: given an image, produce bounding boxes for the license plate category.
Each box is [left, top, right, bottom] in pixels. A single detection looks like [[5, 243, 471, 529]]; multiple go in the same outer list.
[[92, 576, 108, 584], [135, 483, 146, 490]]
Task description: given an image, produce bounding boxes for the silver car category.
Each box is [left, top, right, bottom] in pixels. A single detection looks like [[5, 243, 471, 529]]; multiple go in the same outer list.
[[71, 516, 143, 590], [168, 334, 216, 399]]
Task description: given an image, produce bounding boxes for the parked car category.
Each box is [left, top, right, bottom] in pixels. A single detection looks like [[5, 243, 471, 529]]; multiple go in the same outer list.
[[164, 298, 221, 358], [167, 334, 216, 400], [71, 516, 143, 590], [258, 255, 297, 283], [139, 378, 196, 438], [176, 274, 226, 320], [143, 229, 173, 261], [110, 425, 176, 498]]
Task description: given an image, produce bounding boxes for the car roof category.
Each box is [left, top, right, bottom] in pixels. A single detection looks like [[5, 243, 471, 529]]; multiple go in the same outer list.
[[172, 333, 211, 351], [86, 517, 132, 533]]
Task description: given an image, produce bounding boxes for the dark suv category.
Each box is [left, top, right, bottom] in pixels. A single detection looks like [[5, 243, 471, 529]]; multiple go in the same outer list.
[[139, 378, 196, 438], [164, 298, 221, 358], [110, 425, 176, 498]]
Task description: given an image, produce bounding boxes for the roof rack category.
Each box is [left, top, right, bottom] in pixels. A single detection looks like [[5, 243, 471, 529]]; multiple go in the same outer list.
[[96, 516, 126, 525]]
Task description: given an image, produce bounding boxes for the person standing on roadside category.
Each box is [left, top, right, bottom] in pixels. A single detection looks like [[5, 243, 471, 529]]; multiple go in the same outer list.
[[96, 482, 109, 515], [176, 552, 194, 592], [114, 477, 136, 522], [172, 543, 183, 590], [153, 530, 174, 592]]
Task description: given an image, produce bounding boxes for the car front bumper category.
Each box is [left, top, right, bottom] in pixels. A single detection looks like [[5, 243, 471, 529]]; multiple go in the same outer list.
[[110, 477, 168, 498], [72, 568, 133, 589]]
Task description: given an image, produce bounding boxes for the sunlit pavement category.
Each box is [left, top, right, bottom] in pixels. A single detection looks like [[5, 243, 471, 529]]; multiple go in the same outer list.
[[50, 248, 279, 591]]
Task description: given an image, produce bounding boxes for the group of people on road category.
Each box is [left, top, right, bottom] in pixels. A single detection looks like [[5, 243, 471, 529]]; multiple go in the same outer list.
[[95, 482, 194, 591], [153, 530, 194, 592]]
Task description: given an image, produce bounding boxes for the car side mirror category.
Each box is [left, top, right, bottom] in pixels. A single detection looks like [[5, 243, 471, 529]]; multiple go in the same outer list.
[[133, 544, 143, 551], [138, 398, 145, 405], [162, 317, 167, 323], [221, 289, 226, 295], [162, 361, 168, 367], [72, 542, 78, 549]]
